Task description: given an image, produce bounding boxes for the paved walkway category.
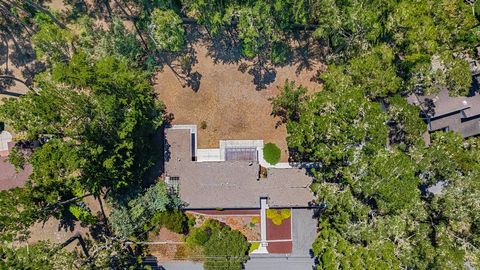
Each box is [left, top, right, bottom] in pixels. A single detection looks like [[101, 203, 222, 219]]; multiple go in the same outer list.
[[247, 209, 317, 269], [246, 255, 315, 270], [256, 198, 269, 254], [159, 261, 203, 270]]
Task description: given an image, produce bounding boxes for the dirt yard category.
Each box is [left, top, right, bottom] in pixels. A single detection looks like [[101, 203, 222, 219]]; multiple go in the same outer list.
[[18, 195, 107, 252], [155, 37, 322, 162], [188, 211, 261, 241]]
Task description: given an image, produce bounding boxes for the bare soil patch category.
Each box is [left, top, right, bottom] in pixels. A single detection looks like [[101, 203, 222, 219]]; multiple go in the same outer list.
[[147, 228, 186, 262], [155, 40, 322, 162]]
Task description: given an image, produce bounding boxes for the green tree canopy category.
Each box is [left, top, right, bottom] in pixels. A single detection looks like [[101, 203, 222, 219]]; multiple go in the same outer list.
[[0, 241, 83, 269], [186, 219, 250, 270], [149, 8, 185, 52], [31, 13, 73, 63], [0, 55, 164, 210], [110, 182, 181, 238], [347, 45, 402, 98]]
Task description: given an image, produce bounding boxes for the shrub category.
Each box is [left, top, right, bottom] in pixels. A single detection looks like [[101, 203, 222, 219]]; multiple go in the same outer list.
[[280, 209, 291, 219], [151, 210, 189, 234], [185, 219, 249, 270], [266, 209, 291, 225], [251, 216, 260, 225], [200, 121, 207, 129], [249, 242, 260, 254], [187, 215, 196, 229], [263, 143, 281, 165], [203, 221, 249, 270], [186, 227, 210, 246]]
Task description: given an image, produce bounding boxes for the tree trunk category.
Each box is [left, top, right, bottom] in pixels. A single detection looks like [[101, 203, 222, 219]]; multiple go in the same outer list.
[[96, 193, 110, 236], [44, 193, 93, 213], [0, 75, 38, 94], [115, 0, 149, 52], [60, 232, 90, 257], [0, 3, 34, 34]]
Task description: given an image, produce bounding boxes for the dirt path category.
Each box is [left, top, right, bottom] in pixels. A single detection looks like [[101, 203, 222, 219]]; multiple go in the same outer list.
[[155, 41, 322, 162]]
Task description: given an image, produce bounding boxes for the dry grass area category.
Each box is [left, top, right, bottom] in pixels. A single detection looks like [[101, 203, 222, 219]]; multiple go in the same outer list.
[[0, 38, 36, 101], [147, 228, 187, 262], [18, 195, 106, 252], [155, 41, 322, 162]]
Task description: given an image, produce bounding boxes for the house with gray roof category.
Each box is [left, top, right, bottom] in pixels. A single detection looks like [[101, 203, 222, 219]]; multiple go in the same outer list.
[[163, 125, 315, 209], [408, 87, 480, 138]]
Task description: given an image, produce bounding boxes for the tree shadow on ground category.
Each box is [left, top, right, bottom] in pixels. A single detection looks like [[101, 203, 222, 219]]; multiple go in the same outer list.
[[1, 30, 43, 93], [182, 25, 324, 91], [8, 37, 36, 68], [288, 31, 327, 76], [0, 38, 7, 68], [89, 212, 110, 240], [63, 0, 91, 20], [22, 61, 46, 86], [0, 69, 16, 91], [203, 28, 242, 65], [56, 209, 78, 232], [144, 127, 167, 187], [247, 60, 277, 90], [156, 25, 203, 92]]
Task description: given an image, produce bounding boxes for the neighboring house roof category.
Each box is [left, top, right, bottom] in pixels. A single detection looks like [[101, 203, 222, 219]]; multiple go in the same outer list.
[[412, 87, 480, 118], [408, 87, 480, 138], [0, 157, 31, 191], [164, 128, 314, 209]]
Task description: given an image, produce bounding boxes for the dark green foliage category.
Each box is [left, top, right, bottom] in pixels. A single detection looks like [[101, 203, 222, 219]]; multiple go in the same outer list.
[[0, 55, 165, 222], [353, 149, 420, 214], [151, 210, 189, 234], [182, 0, 311, 58], [186, 226, 210, 246], [28, 139, 80, 205], [284, 84, 480, 269], [270, 80, 307, 124], [347, 45, 402, 98], [263, 143, 281, 165], [387, 95, 425, 147], [476, 0, 480, 21], [286, 80, 387, 169], [110, 182, 181, 239], [51, 51, 94, 88], [68, 204, 97, 225], [186, 220, 249, 270], [270, 42, 290, 65], [3, 1, 480, 269], [313, 224, 401, 269], [237, 1, 276, 58], [442, 54, 472, 96], [0, 188, 39, 242], [7, 147, 26, 171]]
